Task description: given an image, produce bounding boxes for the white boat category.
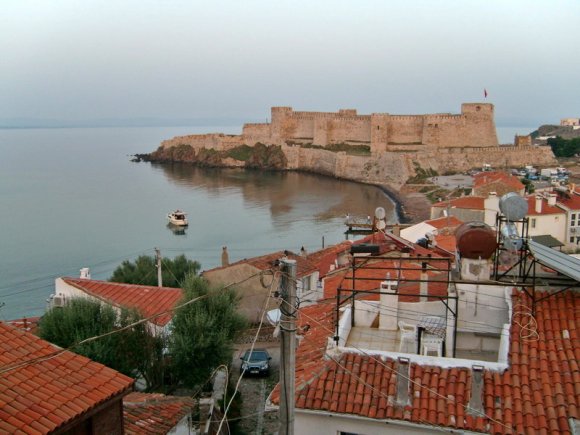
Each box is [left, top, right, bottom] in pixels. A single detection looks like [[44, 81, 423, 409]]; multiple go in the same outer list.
[[167, 210, 188, 226]]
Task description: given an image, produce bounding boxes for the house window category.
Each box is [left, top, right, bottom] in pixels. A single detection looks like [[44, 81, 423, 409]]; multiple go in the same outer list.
[[572, 213, 576, 226], [531, 218, 536, 228], [571, 237, 575, 243]]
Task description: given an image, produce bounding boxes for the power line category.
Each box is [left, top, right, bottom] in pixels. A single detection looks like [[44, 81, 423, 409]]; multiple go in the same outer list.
[[216, 269, 281, 433], [0, 269, 271, 375], [289, 299, 516, 433]]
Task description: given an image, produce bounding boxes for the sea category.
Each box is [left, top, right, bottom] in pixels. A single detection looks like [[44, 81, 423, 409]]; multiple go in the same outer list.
[[0, 125, 531, 320], [0, 126, 399, 320]]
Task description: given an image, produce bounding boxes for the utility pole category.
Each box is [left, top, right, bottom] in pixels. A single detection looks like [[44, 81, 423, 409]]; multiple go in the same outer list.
[[155, 247, 162, 287], [279, 258, 296, 435]]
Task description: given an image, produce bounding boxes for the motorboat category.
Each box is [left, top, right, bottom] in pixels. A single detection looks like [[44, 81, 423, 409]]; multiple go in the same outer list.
[[167, 210, 188, 226]]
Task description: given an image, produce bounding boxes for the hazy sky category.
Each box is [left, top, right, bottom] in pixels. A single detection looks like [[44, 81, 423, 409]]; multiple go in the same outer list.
[[2, 0, 579, 126]]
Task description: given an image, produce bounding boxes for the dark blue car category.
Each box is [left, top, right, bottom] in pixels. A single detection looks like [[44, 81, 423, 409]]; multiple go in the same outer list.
[[240, 349, 272, 376]]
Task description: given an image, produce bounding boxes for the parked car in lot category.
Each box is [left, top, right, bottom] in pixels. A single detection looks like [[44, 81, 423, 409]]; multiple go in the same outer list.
[[240, 349, 272, 376]]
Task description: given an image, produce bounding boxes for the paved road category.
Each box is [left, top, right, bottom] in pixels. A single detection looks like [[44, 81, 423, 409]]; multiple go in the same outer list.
[[429, 174, 473, 189], [231, 343, 280, 434]]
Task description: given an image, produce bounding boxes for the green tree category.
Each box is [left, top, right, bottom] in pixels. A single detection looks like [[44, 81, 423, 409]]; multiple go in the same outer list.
[[168, 274, 247, 388], [109, 254, 200, 287], [38, 298, 165, 389], [548, 136, 580, 158]]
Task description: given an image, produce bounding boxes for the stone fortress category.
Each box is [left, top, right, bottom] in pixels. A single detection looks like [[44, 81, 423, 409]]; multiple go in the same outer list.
[[242, 103, 498, 152], [161, 103, 499, 152], [158, 103, 556, 188]]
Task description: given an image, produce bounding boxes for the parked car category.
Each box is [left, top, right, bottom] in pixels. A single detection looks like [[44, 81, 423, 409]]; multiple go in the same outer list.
[[240, 349, 272, 376]]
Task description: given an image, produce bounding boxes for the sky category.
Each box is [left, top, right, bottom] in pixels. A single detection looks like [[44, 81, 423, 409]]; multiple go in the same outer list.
[[1, 0, 579, 127]]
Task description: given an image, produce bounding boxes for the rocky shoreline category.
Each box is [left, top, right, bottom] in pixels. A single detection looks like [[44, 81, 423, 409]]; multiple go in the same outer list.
[[134, 151, 431, 225]]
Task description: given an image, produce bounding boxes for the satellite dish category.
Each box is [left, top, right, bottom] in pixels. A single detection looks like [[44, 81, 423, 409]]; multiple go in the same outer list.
[[376, 220, 386, 230], [499, 192, 528, 221], [374, 207, 386, 220]]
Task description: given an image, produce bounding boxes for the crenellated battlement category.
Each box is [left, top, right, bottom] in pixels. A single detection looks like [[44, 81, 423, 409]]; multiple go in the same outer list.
[[163, 103, 499, 154]]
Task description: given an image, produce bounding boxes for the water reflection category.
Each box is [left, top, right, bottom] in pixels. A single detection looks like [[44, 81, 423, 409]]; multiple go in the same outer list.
[[150, 163, 397, 224], [167, 223, 187, 236]]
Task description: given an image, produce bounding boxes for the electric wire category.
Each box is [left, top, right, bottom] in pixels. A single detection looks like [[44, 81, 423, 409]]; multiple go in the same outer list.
[[0, 269, 269, 375], [288, 299, 517, 433], [216, 268, 280, 433]]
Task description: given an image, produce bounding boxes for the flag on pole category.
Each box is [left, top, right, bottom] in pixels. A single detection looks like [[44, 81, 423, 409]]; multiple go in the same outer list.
[[484, 88, 488, 99]]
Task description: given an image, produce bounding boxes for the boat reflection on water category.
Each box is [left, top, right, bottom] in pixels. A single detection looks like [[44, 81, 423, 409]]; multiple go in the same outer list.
[[167, 223, 187, 236]]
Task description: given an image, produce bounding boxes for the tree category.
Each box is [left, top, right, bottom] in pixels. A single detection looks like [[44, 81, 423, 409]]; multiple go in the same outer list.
[[38, 298, 165, 389], [109, 254, 200, 287], [548, 136, 580, 158], [168, 274, 247, 388]]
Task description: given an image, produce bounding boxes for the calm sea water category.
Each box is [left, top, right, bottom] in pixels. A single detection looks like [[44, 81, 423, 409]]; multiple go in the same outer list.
[[0, 126, 397, 320]]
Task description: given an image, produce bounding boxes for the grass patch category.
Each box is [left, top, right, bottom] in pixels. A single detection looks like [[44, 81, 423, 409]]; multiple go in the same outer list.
[[407, 162, 439, 183], [226, 145, 253, 161], [299, 142, 371, 156]]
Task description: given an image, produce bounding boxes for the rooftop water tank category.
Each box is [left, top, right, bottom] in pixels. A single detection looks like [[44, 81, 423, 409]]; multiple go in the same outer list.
[[456, 222, 497, 259], [499, 192, 528, 221]]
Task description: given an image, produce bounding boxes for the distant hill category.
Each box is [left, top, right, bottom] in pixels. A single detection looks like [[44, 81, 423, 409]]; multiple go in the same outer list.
[[531, 124, 580, 141]]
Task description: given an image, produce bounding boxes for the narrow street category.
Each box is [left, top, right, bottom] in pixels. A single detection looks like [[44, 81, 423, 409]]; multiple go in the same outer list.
[[231, 343, 280, 434]]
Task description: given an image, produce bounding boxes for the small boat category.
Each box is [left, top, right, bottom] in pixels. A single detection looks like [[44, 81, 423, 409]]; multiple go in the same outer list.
[[167, 210, 188, 226]]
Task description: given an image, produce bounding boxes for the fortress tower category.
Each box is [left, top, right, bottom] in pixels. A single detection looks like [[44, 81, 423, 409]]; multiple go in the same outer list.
[[251, 103, 498, 153]]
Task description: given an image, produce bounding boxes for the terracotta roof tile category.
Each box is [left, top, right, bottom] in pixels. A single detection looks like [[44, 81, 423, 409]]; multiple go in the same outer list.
[[432, 196, 485, 210], [269, 289, 580, 434], [62, 278, 183, 326], [525, 196, 565, 216], [0, 322, 133, 433], [123, 392, 194, 434], [473, 171, 525, 191], [425, 216, 464, 229]]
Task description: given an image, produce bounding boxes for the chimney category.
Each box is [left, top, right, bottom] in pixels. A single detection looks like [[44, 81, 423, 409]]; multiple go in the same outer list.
[[79, 268, 91, 279], [535, 195, 542, 214], [392, 224, 401, 237], [300, 246, 308, 257], [395, 357, 410, 406], [468, 365, 484, 416], [221, 246, 229, 267], [420, 262, 428, 297], [547, 193, 557, 206]]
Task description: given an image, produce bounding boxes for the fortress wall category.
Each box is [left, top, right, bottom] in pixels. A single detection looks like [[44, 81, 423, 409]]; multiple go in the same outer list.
[[160, 133, 244, 151], [282, 145, 413, 188], [415, 145, 556, 173], [242, 123, 271, 145], [325, 117, 371, 144], [387, 116, 424, 144]]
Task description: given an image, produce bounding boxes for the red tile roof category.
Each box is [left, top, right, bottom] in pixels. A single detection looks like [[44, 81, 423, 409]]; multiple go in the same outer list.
[[323, 257, 451, 301], [525, 196, 565, 216], [205, 250, 319, 279], [432, 196, 485, 211], [0, 321, 133, 434], [62, 278, 183, 326], [269, 290, 580, 433], [473, 171, 524, 191], [123, 392, 194, 434], [425, 215, 463, 229], [433, 234, 457, 254], [555, 191, 580, 211]]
